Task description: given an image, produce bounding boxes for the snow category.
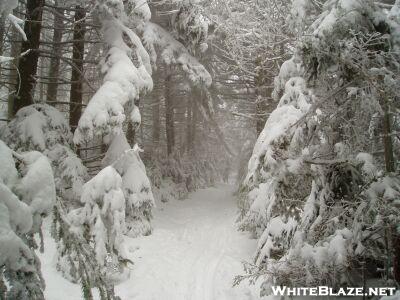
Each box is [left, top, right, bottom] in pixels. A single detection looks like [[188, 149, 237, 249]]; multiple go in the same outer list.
[[0, 0, 17, 15], [102, 134, 155, 237], [113, 147, 155, 237], [0, 55, 15, 63], [0, 139, 55, 277], [129, 0, 151, 22], [102, 133, 131, 167], [289, 0, 312, 30], [388, 0, 400, 51], [312, 0, 374, 38], [256, 215, 297, 264], [3, 103, 72, 151], [0, 0, 27, 41], [11, 108, 48, 150], [74, 3, 153, 144], [74, 33, 153, 142], [143, 22, 212, 87], [47, 144, 87, 200], [245, 104, 303, 183], [0, 142, 33, 238], [356, 152, 377, 178], [272, 56, 302, 101], [74, 81, 127, 142], [301, 181, 318, 227], [7, 13, 27, 41], [131, 104, 141, 124], [0, 139, 18, 187], [0, 197, 33, 271], [16, 151, 56, 231], [39, 185, 265, 300], [69, 165, 128, 280], [382, 291, 400, 300], [313, 8, 338, 37]]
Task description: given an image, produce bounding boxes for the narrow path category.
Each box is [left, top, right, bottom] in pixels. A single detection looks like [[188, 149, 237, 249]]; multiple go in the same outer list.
[[117, 184, 261, 300], [40, 185, 261, 300]]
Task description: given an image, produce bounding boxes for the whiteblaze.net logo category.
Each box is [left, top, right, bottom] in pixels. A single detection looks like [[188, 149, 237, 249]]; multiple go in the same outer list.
[[271, 286, 397, 297]]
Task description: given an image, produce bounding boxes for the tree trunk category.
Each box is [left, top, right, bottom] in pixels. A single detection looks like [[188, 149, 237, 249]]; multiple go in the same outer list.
[[0, 15, 5, 92], [127, 120, 135, 147], [198, 89, 233, 156], [13, 0, 45, 115], [255, 58, 270, 135], [126, 102, 137, 147], [256, 96, 267, 135], [47, 2, 64, 103], [382, 100, 395, 173], [190, 97, 197, 154], [393, 232, 400, 284], [7, 9, 22, 120], [38, 57, 45, 100], [0, 15, 5, 56], [69, 5, 86, 132], [165, 72, 174, 156], [152, 94, 160, 146], [186, 98, 193, 153], [382, 96, 399, 284]]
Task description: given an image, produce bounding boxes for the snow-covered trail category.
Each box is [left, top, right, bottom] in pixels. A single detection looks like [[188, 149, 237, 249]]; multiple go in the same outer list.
[[117, 184, 261, 300], [40, 184, 262, 300]]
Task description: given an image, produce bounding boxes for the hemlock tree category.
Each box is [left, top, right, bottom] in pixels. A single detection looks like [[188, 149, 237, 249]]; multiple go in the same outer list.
[[73, 0, 153, 144], [67, 0, 157, 272], [237, 0, 400, 295], [69, 0, 155, 292]]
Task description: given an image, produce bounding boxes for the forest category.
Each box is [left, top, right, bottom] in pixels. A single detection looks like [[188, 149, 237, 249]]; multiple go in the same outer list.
[[0, 0, 399, 299]]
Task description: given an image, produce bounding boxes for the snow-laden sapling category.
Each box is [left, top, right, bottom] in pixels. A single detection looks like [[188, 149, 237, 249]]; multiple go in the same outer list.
[[69, 166, 130, 284], [2, 103, 87, 204], [103, 134, 155, 237]]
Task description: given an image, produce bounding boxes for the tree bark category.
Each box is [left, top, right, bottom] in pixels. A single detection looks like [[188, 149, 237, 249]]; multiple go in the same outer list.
[[152, 95, 160, 145], [393, 232, 400, 284], [197, 89, 233, 156], [255, 58, 270, 135], [0, 15, 5, 57], [46, 1, 64, 103], [13, 0, 45, 115], [256, 96, 267, 135], [165, 72, 175, 156], [185, 98, 193, 153], [191, 98, 197, 153], [381, 96, 400, 284], [382, 99, 395, 173], [7, 9, 22, 120], [69, 5, 86, 132], [127, 120, 135, 147]]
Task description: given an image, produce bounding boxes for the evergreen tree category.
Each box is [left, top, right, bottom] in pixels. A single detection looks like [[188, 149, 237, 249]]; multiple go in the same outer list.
[[238, 0, 400, 294]]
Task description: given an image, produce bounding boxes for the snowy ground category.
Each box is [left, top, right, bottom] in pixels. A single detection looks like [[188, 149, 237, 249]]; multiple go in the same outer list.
[[39, 184, 263, 300]]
